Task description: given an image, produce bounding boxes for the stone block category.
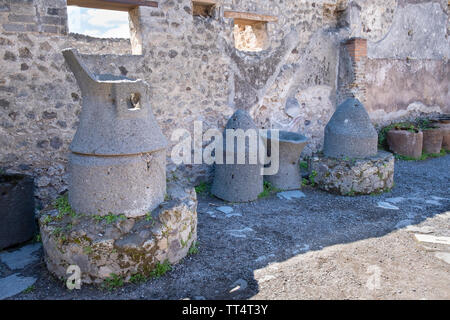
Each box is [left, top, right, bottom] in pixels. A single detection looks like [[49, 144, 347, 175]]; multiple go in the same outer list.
[[310, 150, 395, 195], [39, 184, 197, 284]]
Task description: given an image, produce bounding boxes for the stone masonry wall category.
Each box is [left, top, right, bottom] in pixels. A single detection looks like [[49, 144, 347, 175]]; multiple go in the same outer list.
[[0, 0, 448, 205]]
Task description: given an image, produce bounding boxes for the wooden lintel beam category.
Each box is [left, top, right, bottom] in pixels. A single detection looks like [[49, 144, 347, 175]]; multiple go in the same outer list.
[[67, 0, 158, 11], [224, 10, 278, 24], [192, 0, 216, 6]]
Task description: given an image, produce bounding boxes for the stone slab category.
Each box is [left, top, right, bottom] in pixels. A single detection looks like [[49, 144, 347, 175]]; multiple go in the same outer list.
[[414, 234, 450, 245], [277, 190, 306, 200], [0, 274, 36, 300], [0, 243, 41, 270]]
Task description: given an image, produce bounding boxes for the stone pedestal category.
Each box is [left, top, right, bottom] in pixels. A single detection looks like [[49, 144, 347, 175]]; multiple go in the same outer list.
[[39, 183, 197, 284], [310, 151, 395, 195]]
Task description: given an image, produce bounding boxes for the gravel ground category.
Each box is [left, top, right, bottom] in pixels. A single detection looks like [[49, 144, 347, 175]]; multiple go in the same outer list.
[[3, 154, 450, 300]]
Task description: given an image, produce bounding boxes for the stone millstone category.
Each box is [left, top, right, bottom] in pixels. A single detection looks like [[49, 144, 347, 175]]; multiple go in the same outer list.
[[211, 110, 263, 202], [261, 130, 308, 190], [39, 183, 197, 284], [324, 98, 378, 159], [62, 49, 168, 217]]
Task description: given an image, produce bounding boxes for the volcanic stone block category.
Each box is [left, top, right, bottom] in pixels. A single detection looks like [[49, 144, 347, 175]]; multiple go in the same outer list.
[[261, 130, 308, 190], [39, 183, 197, 284], [211, 110, 263, 202], [324, 98, 378, 159], [310, 151, 395, 195], [0, 174, 35, 250]]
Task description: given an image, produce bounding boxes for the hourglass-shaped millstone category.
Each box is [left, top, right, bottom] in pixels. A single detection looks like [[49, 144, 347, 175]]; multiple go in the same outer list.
[[211, 110, 264, 202], [324, 98, 378, 159], [261, 130, 309, 190], [62, 49, 168, 217]]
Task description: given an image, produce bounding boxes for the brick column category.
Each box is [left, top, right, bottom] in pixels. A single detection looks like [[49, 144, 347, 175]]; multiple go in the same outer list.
[[337, 37, 367, 104]]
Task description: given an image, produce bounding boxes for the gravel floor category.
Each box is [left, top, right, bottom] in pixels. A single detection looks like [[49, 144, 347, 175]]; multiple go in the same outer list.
[[2, 154, 450, 300]]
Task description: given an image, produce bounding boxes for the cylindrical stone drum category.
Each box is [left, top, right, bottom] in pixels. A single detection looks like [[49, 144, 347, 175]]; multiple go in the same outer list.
[[69, 151, 166, 217]]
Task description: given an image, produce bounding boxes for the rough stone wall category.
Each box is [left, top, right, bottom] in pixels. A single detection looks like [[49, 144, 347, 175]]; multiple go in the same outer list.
[[0, 0, 449, 205]]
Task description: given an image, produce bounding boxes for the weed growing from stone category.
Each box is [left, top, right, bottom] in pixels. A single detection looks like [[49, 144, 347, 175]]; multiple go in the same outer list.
[[23, 285, 35, 294], [34, 234, 41, 243], [54, 194, 76, 219], [103, 273, 124, 291], [195, 182, 211, 195], [130, 273, 147, 284], [94, 213, 127, 224], [258, 181, 280, 199], [42, 215, 52, 225], [83, 246, 92, 254], [149, 261, 172, 279], [299, 161, 308, 170], [309, 170, 318, 186], [188, 241, 199, 255], [145, 213, 156, 226]]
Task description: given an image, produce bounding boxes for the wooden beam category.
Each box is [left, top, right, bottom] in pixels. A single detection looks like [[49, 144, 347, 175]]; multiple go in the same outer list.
[[224, 10, 278, 24], [67, 0, 158, 11], [192, 0, 216, 5]]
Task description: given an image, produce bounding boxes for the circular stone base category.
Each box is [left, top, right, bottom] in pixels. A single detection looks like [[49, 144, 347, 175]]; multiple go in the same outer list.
[[310, 150, 395, 195], [39, 183, 197, 284]]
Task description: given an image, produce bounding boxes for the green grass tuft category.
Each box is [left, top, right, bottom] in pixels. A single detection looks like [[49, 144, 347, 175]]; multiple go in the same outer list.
[[258, 181, 280, 199], [94, 213, 127, 224], [188, 241, 199, 255], [54, 194, 76, 219], [149, 260, 172, 279], [102, 273, 124, 291], [195, 182, 211, 195], [395, 149, 448, 161]]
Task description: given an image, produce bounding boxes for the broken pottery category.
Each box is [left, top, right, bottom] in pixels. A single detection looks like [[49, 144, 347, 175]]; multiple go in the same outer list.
[[62, 49, 168, 217], [261, 130, 308, 190], [211, 110, 263, 202], [323, 98, 378, 159]]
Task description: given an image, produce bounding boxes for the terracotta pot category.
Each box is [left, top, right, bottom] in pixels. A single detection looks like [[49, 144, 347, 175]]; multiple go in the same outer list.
[[436, 122, 450, 150], [386, 129, 423, 159], [422, 128, 443, 154], [0, 174, 36, 250]]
